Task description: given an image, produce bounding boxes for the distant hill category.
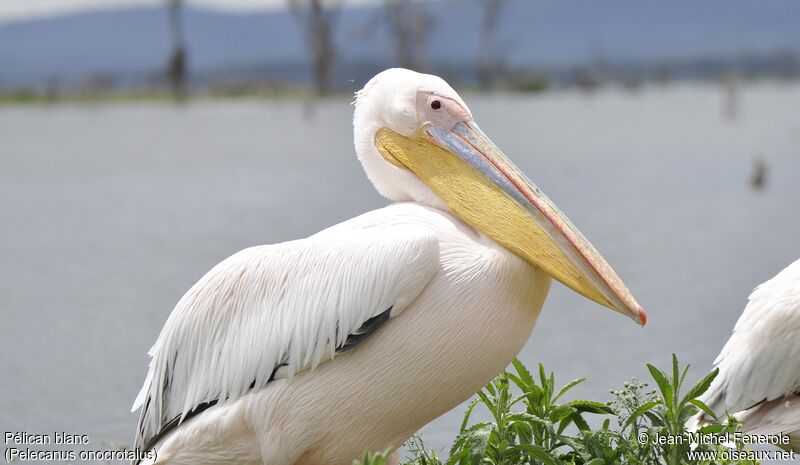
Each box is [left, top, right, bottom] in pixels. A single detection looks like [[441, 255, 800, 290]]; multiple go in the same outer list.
[[2, 0, 800, 90]]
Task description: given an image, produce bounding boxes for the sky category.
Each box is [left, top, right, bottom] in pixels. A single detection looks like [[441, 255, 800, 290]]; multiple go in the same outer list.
[[0, 0, 378, 22]]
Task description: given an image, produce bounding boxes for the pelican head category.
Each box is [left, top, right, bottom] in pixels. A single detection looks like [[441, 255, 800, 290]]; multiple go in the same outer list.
[[353, 68, 646, 325]]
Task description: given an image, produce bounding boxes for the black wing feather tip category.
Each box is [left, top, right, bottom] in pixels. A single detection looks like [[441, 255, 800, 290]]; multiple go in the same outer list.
[[336, 306, 392, 353]]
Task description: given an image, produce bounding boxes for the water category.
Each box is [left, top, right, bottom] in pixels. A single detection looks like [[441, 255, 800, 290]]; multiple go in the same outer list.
[[2, 83, 799, 459]]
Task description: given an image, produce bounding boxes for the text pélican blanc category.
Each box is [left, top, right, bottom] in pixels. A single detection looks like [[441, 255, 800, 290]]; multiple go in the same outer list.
[[5, 432, 89, 445]]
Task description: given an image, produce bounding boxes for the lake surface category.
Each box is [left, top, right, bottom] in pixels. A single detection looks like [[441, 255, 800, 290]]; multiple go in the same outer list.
[[2, 83, 799, 460]]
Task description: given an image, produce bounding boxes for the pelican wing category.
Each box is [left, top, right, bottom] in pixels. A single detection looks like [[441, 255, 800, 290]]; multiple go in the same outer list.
[[700, 259, 800, 417], [132, 226, 439, 452], [734, 396, 800, 439]]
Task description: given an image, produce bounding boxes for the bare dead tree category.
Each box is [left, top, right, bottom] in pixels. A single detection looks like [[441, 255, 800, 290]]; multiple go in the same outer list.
[[166, 0, 187, 101], [384, 0, 432, 71], [476, 0, 507, 90], [289, 0, 341, 96]]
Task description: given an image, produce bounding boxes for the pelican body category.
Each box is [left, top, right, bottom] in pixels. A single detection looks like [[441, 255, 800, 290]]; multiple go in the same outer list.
[[132, 69, 644, 465], [696, 258, 800, 451]]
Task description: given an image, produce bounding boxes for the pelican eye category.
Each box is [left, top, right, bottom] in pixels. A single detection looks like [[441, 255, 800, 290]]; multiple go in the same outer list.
[[430, 99, 441, 110]]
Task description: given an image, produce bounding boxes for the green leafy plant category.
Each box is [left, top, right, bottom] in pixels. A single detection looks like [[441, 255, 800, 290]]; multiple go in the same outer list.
[[356, 355, 764, 465], [445, 360, 613, 465]]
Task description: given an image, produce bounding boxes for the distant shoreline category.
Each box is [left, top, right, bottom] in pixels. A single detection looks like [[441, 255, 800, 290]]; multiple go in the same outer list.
[[2, 76, 798, 107]]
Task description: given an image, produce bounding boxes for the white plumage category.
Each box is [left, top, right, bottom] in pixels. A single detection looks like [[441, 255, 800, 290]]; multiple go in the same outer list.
[[697, 258, 800, 450]]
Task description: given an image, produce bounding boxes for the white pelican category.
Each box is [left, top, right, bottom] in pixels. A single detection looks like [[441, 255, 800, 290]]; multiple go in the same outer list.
[[132, 68, 645, 465], [695, 258, 800, 451]]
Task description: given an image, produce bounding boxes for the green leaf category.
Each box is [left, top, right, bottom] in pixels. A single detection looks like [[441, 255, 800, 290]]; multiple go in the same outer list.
[[512, 359, 535, 386], [508, 394, 526, 411], [679, 363, 690, 388], [681, 368, 719, 405], [556, 415, 572, 435], [484, 382, 497, 397], [550, 404, 577, 423], [645, 411, 663, 426], [539, 364, 548, 390], [553, 377, 587, 403], [647, 363, 673, 407], [568, 400, 615, 415], [476, 391, 496, 418], [506, 373, 527, 392], [445, 449, 468, 465], [572, 412, 591, 432], [508, 412, 552, 430], [558, 435, 584, 452], [679, 403, 701, 423], [671, 354, 680, 391], [510, 444, 560, 465], [510, 420, 533, 445], [460, 399, 480, 433]]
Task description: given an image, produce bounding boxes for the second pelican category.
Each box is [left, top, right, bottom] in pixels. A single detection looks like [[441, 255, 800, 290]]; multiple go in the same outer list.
[[694, 259, 800, 451], [132, 68, 645, 465]]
